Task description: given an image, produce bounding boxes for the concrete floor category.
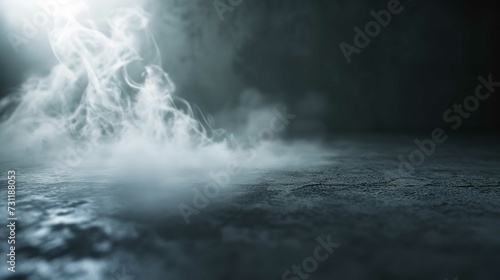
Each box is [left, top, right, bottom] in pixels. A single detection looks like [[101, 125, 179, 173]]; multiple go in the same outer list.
[[1, 133, 500, 280]]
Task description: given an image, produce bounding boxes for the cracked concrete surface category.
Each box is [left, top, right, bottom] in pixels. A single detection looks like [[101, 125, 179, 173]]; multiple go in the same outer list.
[[1, 134, 499, 280]]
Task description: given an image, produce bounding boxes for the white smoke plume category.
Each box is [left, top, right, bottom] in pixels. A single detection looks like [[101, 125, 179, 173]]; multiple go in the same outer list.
[[0, 0, 237, 170], [0, 0, 324, 180]]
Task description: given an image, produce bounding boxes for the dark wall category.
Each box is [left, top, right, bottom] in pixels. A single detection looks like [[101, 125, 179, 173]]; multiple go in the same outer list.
[[0, 0, 499, 136]]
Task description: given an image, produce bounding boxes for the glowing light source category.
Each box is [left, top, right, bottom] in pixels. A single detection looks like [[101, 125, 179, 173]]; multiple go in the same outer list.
[[1, 0, 84, 26]]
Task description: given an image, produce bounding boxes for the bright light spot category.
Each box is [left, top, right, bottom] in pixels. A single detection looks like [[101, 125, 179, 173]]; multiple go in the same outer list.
[[0, 0, 145, 29]]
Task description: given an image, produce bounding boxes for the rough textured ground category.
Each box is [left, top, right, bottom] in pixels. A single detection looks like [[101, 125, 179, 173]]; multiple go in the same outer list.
[[1, 134, 499, 280]]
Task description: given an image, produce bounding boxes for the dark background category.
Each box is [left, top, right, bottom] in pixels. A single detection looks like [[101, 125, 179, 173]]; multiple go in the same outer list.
[[0, 0, 498, 137]]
